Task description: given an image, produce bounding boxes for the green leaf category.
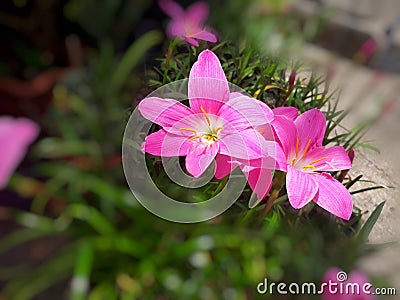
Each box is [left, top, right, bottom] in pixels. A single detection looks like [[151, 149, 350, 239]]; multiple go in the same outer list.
[[34, 138, 92, 158], [357, 143, 381, 153], [350, 185, 390, 195], [88, 282, 118, 300], [357, 202, 385, 241], [0, 229, 51, 254], [345, 175, 363, 189], [70, 242, 94, 300], [109, 30, 163, 94], [63, 204, 116, 235]]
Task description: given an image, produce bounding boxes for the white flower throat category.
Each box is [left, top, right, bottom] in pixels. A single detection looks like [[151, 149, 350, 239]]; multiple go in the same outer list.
[[180, 106, 224, 146]]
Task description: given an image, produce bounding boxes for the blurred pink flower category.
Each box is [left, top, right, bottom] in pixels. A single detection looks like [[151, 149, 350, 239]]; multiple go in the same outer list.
[[322, 268, 377, 300], [357, 39, 378, 60], [158, 0, 217, 46], [0, 117, 39, 189], [139, 50, 276, 178]]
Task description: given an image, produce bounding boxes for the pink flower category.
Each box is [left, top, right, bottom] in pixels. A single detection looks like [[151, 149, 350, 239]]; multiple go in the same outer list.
[[275, 108, 353, 220], [158, 0, 217, 46], [0, 117, 39, 189], [356, 39, 378, 60], [212, 106, 297, 202], [139, 50, 276, 178], [236, 107, 353, 217], [322, 268, 377, 300]]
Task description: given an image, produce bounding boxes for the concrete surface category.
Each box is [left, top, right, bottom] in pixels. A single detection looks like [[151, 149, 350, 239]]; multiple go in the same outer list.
[[298, 34, 400, 298], [289, 1, 400, 295]]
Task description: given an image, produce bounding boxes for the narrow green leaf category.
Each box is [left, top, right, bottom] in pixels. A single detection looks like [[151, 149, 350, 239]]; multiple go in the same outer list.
[[0, 229, 51, 254], [357, 202, 385, 241], [64, 204, 116, 235], [109, 30, 163, 93], [350, 186, 388, 195], [356, 143, 381, 153], [345, 175, 363, 189], [70, 242, 94, 300]]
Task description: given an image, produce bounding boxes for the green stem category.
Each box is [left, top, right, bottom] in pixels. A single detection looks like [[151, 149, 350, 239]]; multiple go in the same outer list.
[[240, 199, 262, 225], [263, 171, 286, 215], [162, 39, 178, 85]]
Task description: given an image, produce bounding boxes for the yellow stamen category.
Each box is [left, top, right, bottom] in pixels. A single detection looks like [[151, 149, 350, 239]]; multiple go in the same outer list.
[[180, 127, 197, 133], [302, 165, 317, 171], [208, 134, 218, 141], [295, 138, 299, 157], [215, 126, 224, 133], [301, 139, 312, 159], [189, 135, 200, 141], [309, 156, 328, 165], [291, 157, 297, 166], [257, 127, 265, 133], [200, 106, 211, 126]]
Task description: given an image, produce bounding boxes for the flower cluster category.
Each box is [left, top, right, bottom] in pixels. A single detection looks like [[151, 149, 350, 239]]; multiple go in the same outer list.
[[139, 49, 353, 220]]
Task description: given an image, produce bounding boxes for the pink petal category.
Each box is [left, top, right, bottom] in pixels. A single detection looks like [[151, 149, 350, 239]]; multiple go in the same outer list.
[[186, 144, 218, 177], [142, 130, 190, 156], [185, 1, 209, 26], [271, 115, 297, 157], [219, 128, 266, 160], [218, 96, 273, 132], [184, 37, 199, 47], [243, 166, 273, 201], [229, 92, 246, 99], [231, 139, 286, 172], [286, 165, 318, 209], [258, 101, 275, 123], [232, 93, 274, 125], [258, 141, 286, 170], [323, 267, 342, 283], [0, 117, 39, 189], [313, 173, 353, 220], [322, 268, 344, 300], [167, 19, 186, 38], [188, 50, 229, 114], [273, 106, 298, 121], [322, 268, 376, 300], [138, 97, 194, 129], [294, 108, 326, 150], [348, 271, 377, 300], [214, 154, 238, 179], [306, 146, 352, 171], [235, 156, 278, 174], [164, 112, 214, 137], [191, 30, 217, 43], [158, 0, 184, 19], [272, 143, 289, 172]]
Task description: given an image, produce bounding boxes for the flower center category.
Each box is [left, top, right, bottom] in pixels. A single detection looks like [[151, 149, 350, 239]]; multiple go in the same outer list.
[[290, 138, 327, 172], [200, 131, 220, 145], [180, 106, 223, 146]]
